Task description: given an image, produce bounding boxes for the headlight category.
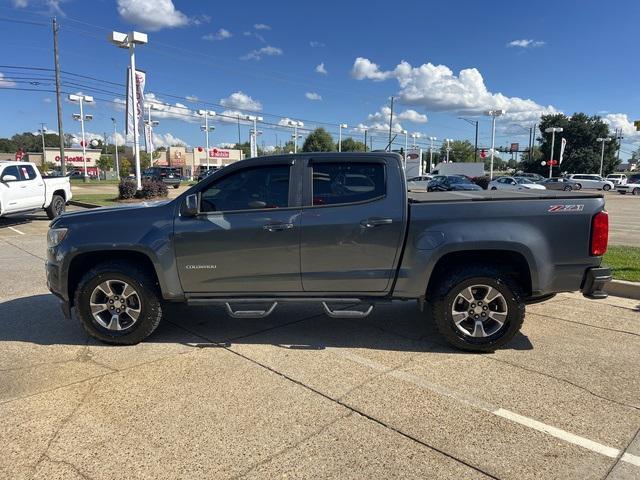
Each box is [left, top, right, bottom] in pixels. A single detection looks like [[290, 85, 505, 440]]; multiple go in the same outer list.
[[47, 228, 68, 248]]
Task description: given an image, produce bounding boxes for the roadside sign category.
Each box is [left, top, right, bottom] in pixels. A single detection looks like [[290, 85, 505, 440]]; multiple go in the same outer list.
[[480, 149, 486, 158], [510, 143, 519, 152]]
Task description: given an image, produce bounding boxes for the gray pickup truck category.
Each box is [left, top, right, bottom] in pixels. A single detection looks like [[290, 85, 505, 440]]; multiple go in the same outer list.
[[46, 153, 611, 351]]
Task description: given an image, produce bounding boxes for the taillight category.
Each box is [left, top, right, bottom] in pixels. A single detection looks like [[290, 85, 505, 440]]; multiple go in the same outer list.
[[590, 211, 608, 256]]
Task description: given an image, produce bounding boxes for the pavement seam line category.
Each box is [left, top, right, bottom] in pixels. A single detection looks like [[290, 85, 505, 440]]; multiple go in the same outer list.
[[604, 427, 640, 479], [530, 311, 640, 338], [331, 349, 640, 468], [2, 237, 46, 261], [167, 320, 500, 479]]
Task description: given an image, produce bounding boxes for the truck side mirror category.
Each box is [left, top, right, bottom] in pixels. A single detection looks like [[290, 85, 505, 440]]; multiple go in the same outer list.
[[1, 174, 18, 182], [183, 193, 199, 217]]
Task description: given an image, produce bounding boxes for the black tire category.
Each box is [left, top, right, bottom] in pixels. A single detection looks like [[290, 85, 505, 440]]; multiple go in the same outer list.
[[45, 194, 65, 220], [603, 184, 611, 191], [633, 188, 639, 196], [74, 261, 162, 345], [619, 191, 626, 195], [563, 185, 572, 191], [429, 265, 525, 352], [173, 185, 180, 189], [490, 186, 497, 190], [574, 183, 582, 190]]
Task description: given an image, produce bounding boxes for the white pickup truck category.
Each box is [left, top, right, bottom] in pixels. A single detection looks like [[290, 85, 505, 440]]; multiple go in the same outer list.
[[0, 161, 72, 219]]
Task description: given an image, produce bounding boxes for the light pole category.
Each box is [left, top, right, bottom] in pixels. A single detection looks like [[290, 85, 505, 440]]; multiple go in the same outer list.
[[246, 115, 263, 157], [144, 104, 161, 154], [445, 138, 453, 162], [111, 117, 120, 179], [544, 127, 564, 178], [458, 117, 479, 162], [110, 30, 148, 190], [288, 120, 303, 154], [596, 137, 612, 176], [38, 123, 47, 165], [429, 136, 436, 172], [486, 109, 505, 179], [69, 94, 93, 181], [198, 110, 216, 167], [410, 132, 419, 148], [338, 123, 348, 152]]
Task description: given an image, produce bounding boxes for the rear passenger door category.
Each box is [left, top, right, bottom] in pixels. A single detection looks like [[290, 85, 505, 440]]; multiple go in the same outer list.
[[16, 164, 44, 209], [299, 157, 405, 293]]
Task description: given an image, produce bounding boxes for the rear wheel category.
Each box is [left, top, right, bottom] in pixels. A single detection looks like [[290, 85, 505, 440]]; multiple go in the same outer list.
[[574, 183, 582, 190], [74, 261, 162, 345], [603, 184, 611, 191], [563, 185, 572, 191], [45, 194, 65, 219], [429, 266, 525, 352], [633, 188, 640, 196], [490, 186, 497, 190], [619, 191, 626, 195]]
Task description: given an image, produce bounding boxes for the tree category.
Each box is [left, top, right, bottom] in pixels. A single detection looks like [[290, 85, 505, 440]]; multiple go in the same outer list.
[[97, 154, 113, 171], [519, 113, 620, 176], [139, 151, 152, 170], [339, 137, 366, 152], [302, 128, 334, 152], [119, 157, 132, 176], [439, 140, 476, 162]]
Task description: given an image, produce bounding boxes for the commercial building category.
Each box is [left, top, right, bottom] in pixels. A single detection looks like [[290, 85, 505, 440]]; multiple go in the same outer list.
[[23, 147, 102, 176], [153, 145, 243, 177]]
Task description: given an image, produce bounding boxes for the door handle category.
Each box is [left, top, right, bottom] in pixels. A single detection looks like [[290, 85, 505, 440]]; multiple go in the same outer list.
[[360, 217, 393, 228], [263, 223, 294, 232]]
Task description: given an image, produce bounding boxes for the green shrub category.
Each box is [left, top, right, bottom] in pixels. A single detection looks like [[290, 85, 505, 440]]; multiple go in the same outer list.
[[137, 179, 168, 199]]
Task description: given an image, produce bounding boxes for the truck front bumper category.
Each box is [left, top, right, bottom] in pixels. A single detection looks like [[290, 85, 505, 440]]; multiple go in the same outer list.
[[581, 267, 612, 299]]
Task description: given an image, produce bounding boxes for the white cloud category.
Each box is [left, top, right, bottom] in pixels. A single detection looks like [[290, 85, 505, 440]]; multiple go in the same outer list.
[[254, 23, 271, 30], [12, 0, 29, 7], [117, 0, 190, 31], [219, 142, 236, 149], [305, 92, 322, 101], [278, 118, 304, 127], [351, 57, 557, 125], [0, 73, 16, 87], [12, 0, 63, 14], [603, 113, 640, 138], [263, 145, 277, 153], [309, 41, 325, 48], [43, 97, 52, 103], [185, 95, 198, 102], [153, 132, 188, 148], [243, 31, 265, 43], [203, 28, 232, 41], [315, 62, 327, 75], [219, 91, 262, 111], [507, 39, 545, 48], [240, 45, 283, 61], [397, 109, 428, 123], [359, 105, 428, 135]]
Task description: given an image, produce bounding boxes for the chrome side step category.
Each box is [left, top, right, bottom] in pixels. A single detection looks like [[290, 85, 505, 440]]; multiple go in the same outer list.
[[321, 302, 374, 319], [224, 302, 278, 319]]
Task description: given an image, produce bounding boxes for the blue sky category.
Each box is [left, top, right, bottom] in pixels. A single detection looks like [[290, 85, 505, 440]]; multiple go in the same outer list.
[[1, 0, 639, 157]]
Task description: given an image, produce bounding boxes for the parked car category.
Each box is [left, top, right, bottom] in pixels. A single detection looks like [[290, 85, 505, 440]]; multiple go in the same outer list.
[[0, 161, 72, 219], [615, 174, 640, 195], [536, 177, 580, 191], [565, 174, 614, 191], [197, 166, 219, 182], [406, 175, 433, 191], [517, 172, 545, 183], [46, 152, 611, 352], [142, 167, 181, 188], [427, 175, 483, 192], [488, 176, 546, 191], [606, 174, 627, 186]]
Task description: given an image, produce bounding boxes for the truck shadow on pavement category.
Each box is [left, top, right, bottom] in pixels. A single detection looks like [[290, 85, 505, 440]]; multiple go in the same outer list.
[[0, 294, 533, 353]]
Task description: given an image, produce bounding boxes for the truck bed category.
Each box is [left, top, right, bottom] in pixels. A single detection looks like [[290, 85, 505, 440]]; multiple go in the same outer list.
[[408, 190, 604, 203]]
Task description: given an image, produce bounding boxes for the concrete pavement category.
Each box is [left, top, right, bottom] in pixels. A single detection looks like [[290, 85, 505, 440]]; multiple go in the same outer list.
[[1, 212, 639, 479]]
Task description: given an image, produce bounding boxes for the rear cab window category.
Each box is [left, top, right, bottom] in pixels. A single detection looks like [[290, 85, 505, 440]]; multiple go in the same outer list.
[[310, 162, 385, 206]]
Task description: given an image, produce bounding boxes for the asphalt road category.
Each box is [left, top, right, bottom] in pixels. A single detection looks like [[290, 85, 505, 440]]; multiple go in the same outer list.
[[605, 192, 640, 247], [0, 208, 639, 479]]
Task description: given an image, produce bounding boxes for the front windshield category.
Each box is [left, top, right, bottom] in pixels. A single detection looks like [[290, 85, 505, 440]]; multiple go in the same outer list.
[[448, 176, 470, 184]]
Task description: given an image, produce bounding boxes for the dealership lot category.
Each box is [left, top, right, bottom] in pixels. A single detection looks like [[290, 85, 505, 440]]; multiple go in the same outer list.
[[0, 194, 639, 479]]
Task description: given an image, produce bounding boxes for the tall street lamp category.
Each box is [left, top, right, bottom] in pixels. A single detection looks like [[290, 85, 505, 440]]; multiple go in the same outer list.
[[544, 127, 564, 178], [459, 117, 479, 162], [245, 115, 263, 157], [198, 110, 216, 168], [429, 136, 437, 172], [38, 123, 47, 159], [445, 138, 453, 162], [486, 109, 505, 179], [596, 137, 612, 176], [111, 117, 120, 179], [69, 94, 93, 181], [145, 103, 161, 153], [410, 132, 419, 148], [109, 30, 148, 190], [287, 120, 303, 154], [338, 123, 348, 152]]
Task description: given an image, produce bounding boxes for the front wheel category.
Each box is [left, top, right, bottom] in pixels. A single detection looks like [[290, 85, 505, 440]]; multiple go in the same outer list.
[[74, 262, 163, 345], [45, 194, 65, 219], [563, 185, 572, 191], [429, 266, 525, 352], [603, 184, 611, 191], [490, 186, 497, 190], [633, 188, 640, 196]]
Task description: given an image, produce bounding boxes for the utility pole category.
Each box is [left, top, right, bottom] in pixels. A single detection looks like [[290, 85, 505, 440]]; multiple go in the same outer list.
[[52, 17, 66, 174], [615, 128, 623, 162], [111, 117, 120, 179], [364, 129, 367, 152], [39, 122, 47, 157], [387, 96, 394, 152], [458, 118, 479, 162]]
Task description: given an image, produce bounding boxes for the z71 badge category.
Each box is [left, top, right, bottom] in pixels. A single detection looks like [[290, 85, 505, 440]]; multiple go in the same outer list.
[[548, 204, 584, 212]]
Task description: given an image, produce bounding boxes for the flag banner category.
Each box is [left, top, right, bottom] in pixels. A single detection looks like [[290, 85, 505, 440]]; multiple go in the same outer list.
[[125, 67, 146, 140], [144, 123, 154, 153], [559, 138, 567, 164]]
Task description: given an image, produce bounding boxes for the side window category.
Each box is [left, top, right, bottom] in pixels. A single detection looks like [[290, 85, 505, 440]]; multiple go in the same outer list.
[[19, 164, 37, 180], [1, 165, 20, 181], [311, 162, 385, 206], [200, 165, 290, 213]]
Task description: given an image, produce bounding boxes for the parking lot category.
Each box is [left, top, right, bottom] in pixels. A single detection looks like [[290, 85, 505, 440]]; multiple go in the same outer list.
[[0, 194, 639, 479]]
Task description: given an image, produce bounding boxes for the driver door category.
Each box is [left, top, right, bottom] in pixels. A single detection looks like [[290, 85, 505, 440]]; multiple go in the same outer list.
[[173, 160, 302, 294]]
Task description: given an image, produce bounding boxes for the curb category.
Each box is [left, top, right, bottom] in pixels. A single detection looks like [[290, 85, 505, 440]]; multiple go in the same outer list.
[[605, 279, 640, 300], [68, 200, 102, 209]]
